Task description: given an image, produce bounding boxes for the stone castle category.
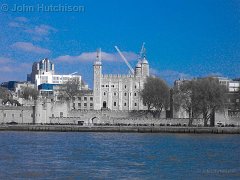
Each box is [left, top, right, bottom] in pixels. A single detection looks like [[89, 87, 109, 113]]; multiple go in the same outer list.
[[1, 46, 239, 126], [0, 46, 152, 125], [93, 50, 149, 111]]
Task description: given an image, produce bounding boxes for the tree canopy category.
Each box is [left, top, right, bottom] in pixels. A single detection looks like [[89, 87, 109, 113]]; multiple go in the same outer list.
[[173, 77, 226, 126], [173, 80, 195, 126], [58, 78, 81, 100], [0, 87, 11, 100], [193, 77, 226, 126], [21, 87, 38, 100], [141, 76, 170, 117]]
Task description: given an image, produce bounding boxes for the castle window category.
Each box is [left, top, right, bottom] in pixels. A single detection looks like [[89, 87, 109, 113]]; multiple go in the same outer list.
[[78, 97, 81, 101], [124, 103, 127, 106], [90, 97, 93, 101], [114, 102, 117, 106], [125, 85, 127, 88], [84, 97, 87, 101], [102, 85, 104, 87], [114, 92, 117, 96], [90, 103, 93, 107], [84, 103, 87, 107], [135, 85, 137, 89], [124, 93, 127, 96], [134, 93, 137, 96], [78, 103, 81, 107], [106, 85, 109, 87], [135, 103, 137, 106], [104, 92, 106, 96], [112, 85, 114, 88]]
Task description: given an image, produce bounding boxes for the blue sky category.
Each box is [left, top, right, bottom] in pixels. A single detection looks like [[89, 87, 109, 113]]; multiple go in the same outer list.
[[0, 0, 240, 87]]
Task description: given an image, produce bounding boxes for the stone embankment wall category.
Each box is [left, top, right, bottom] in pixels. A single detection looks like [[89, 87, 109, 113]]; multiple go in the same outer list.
[[0, 124, 240, 134]]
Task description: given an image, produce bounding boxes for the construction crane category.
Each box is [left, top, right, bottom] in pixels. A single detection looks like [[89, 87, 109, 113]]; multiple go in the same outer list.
[[69, 72, 78, 75], [139, 42, 145, 59], [114, 46, 135, 75]]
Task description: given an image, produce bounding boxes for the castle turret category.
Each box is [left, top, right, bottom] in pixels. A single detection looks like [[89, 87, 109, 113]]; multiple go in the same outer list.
[[93, 49, 102, 110], [34, 98, 43, 124], [141, 57, 149, 77], [135, 61, 142, 77]]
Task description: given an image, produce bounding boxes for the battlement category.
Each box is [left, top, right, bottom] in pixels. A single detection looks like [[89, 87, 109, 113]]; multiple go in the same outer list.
[[0, 106, 33, 110], [102, 74, 135, 78]]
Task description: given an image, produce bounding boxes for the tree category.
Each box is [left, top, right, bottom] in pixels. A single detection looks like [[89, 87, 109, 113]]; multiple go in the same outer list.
[[21, 87, 38, 100], [0, 87, 11, 101], [193, 77, 226, 127], [58, 78, 81, 100], [173, 77, 226, 127], [140, 76, 170, 118], [173, 81, 196, 126]]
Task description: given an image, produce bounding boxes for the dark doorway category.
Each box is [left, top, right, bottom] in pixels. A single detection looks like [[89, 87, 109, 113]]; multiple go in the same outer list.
[[78, 121, 84, 126], [103, 101, 107, 108]]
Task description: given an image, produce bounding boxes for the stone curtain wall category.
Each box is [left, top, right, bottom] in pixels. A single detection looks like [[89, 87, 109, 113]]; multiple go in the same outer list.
[[0, 104, 239, 125], [0, 106, 34, 124], [53, 110, 202, 126]]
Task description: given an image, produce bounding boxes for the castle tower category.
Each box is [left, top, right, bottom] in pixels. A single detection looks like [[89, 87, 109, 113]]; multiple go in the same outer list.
[[93, 49, 102, 110], [135, 61, 142, 77], [141, 57, 149, 77], [34, 98, 43, 124], [141, 48, 149, 77]]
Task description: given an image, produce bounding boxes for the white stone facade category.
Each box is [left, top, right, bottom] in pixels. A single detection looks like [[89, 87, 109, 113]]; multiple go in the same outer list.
[[93, 54, 150, 110]]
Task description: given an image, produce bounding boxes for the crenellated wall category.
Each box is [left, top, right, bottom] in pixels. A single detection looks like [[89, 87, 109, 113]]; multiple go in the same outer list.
[[0, 100, 239, 126], [0, 106, 34, 124]]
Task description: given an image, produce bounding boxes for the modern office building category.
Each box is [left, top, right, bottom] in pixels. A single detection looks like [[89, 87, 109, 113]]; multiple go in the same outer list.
[[28, 58, 86, 89]]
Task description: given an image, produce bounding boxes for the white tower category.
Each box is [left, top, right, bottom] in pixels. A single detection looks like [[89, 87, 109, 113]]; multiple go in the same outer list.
[[141, 57, 149, 77], [135, 61, 142, 77], [141, 48, 149, 77], [93, 49, 102, 110]]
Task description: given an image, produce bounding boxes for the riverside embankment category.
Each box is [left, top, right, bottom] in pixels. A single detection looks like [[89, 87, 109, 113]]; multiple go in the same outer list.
[[0, 124, 240, 134]]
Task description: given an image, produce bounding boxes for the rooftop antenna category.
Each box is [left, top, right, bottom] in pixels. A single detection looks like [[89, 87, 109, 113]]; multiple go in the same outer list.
[[179, 73, 184, 80], [99, 48, 102, 61], [95, 48, 102, 63]]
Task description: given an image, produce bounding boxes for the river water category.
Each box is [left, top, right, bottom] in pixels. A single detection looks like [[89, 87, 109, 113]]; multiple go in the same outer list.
[[0, 132, 239, 179]]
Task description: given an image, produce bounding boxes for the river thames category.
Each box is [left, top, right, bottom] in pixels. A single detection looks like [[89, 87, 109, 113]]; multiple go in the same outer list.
[[0, 132, 239, 179]]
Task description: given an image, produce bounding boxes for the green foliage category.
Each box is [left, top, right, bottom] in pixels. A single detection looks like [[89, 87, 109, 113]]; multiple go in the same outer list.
[[192, 77, 226, 126], [0, 87, 11, 100], [21, 87, 38, 100], [173, 80, 195, 126], [59, 78, 81, 100], [174, 77, 226, 126], [141, 76, 170, 117]]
